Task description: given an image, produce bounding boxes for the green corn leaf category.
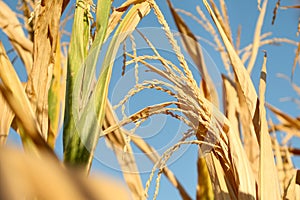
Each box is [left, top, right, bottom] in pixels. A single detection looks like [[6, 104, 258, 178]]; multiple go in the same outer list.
[[63, 0, 150, 172], [63, 0, 93, 167]]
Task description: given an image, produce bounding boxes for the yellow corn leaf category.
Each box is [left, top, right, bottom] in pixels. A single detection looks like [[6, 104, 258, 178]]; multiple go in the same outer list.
[[196, 156, 214, 200], [48, 34, 65, 148]]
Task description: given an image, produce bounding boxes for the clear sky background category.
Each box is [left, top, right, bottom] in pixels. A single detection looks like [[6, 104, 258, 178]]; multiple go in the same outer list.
[[2, 0, 300, 199]]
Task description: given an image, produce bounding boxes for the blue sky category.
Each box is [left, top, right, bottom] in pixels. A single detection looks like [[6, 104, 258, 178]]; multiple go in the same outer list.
[[2, 0, 300, 199]]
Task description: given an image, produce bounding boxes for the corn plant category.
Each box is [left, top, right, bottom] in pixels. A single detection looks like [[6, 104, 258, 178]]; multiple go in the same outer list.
[[0, 0, 300, 199]]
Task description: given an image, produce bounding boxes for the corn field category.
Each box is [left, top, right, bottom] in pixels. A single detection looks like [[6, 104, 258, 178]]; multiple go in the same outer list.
[[1, 0, 300, 199]]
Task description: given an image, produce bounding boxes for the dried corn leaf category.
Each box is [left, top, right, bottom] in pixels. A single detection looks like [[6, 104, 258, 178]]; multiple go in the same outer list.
[[281, 148, 298, 198], [205, 152, 236, 200], [289, 147, 300, 156], [0, 42, 52, 154], [272, 136, 285, 194], [223, 121, 257, 199], [285, 170, 300, 200], [281, 5, 300, 9], [26, 0, 65, 140], [105, 7, 125, 41], [292, 42, 300, 80], [130, 133, 192, 200], [270, 124, 300, 144], [222, 75, 239, 137], [105, 0, 147, 41], [203, 2, 258, 197], [258, 52, 281, 199], [103, 101, 191, 199], [209, 0, 233, 44], [222, 75, 259, 183], [236, 80, 259, 181], [297, 17, 300, 36], [0, 88, 14, 145], [0, 1, 33, 73], [103, 101, 144, 200], [247, 0, 268, 74], [192, 5, 231, 75], [219, 0, 232, 44], [199, 100, 256, 199], [267, 104, 300, 130], [257, 0, 262, 10], [203, 0, 258, 118], [0, 147, 131, 200], [272, 0, 281, 25], [236, 25, 241, 51]]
